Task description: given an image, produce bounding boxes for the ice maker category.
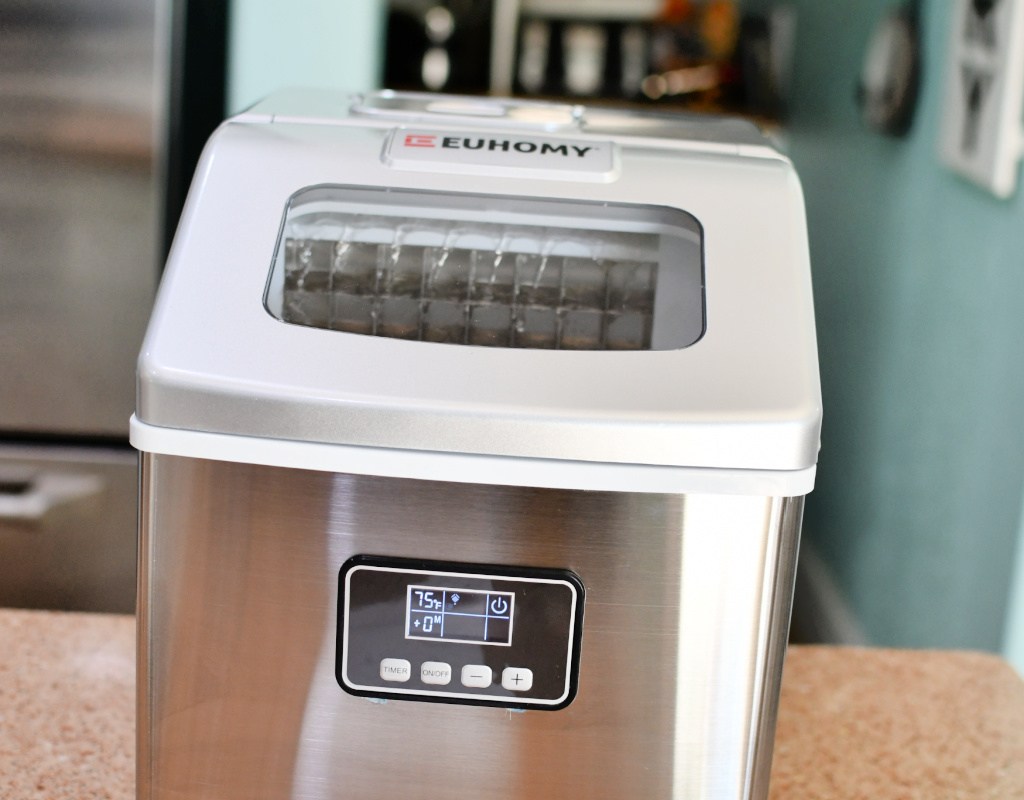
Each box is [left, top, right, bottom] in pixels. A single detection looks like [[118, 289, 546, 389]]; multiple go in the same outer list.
[[133, 90, 821, 800]]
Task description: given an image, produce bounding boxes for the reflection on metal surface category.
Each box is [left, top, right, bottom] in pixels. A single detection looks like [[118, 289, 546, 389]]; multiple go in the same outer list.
[[748, 496, 804, 799], [0, 470, 103, 522], [139, 454, 800, 799], [0, 445, 137, 612]]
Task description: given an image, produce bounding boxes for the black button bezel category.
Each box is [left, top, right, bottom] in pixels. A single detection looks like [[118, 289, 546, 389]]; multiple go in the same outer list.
[[336, 554, 585, 711]]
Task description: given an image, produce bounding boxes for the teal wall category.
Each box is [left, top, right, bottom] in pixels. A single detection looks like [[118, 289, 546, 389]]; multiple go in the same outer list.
[[227, 0, 385, 114], [774, 1, 1024, 649]]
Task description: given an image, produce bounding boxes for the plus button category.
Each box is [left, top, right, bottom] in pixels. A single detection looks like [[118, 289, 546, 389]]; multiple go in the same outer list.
[[501, 667, 534, 692]]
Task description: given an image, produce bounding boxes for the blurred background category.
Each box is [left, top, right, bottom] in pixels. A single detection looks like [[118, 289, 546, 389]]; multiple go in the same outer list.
[[1, 0, 1022, 673]]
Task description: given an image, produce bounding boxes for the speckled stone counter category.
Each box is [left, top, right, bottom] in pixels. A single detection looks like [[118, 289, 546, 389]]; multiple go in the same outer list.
[[0, 609, 134, 800], [769, 646, 1024, 799], [2, 608, 1023, 798]]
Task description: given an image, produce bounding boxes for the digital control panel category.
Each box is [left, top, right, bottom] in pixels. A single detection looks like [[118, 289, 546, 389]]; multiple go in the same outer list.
[[337, 556, 584, 709]]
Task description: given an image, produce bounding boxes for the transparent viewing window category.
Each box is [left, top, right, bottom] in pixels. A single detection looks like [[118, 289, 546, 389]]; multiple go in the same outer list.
[[265, 187, 704, 351]]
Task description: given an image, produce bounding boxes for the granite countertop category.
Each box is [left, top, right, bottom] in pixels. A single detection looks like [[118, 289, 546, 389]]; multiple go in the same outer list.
[[1, 609, 133, 800], [2, 608, 1023, 799]]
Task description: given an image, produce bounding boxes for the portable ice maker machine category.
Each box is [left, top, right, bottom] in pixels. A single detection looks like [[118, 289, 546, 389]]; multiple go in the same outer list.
[[132, 90, 821, 800]]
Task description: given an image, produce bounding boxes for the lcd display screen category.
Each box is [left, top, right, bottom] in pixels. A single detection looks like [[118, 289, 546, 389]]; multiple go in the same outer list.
[[405, 585, 514, 645]]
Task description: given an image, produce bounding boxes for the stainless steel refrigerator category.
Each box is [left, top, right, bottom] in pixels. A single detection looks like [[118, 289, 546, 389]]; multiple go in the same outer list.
[[0, 0, 162, 612]]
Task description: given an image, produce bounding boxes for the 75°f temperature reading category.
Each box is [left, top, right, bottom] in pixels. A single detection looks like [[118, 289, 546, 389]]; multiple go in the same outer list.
[[405, 585, 514, 645]]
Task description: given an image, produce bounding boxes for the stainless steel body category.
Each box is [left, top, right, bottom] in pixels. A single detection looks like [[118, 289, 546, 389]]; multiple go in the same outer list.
[[138, 454, 802, 800]]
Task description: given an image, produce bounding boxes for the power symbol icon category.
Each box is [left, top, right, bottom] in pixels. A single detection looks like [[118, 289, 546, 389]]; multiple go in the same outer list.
[[489, 597, 509, 615]]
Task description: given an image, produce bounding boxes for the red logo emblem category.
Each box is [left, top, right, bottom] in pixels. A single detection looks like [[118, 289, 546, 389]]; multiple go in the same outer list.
[[404, 134, 437, 148]]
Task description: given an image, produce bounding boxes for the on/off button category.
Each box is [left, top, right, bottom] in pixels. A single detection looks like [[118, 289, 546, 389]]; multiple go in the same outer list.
[[420, 661, 452, 685], [380, 658, 412, 682]]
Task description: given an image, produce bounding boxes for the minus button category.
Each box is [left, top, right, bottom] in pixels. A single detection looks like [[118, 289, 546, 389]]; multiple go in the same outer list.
[[461, 665, 492, 688]]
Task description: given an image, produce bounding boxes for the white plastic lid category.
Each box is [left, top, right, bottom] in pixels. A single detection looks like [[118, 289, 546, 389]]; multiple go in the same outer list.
[[136, 92, 821, 485]]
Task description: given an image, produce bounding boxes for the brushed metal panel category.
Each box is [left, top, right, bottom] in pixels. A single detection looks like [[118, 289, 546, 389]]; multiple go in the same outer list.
[[139, 454, 800, 800], [0, 6, 157, 437], [747, 496, 803, 800]]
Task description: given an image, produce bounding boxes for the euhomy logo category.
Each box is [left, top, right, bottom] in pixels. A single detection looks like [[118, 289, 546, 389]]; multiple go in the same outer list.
[[387, 129, 615, 176], [401, 133, 597, 158], [404, 134, 438, 148]]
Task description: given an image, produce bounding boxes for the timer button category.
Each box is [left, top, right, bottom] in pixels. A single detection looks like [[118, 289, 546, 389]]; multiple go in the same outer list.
[[380, 658, 412, 682], [501, 667, 533, 692], [461, 665, 492, 688], [420, 661, 452, 685]]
